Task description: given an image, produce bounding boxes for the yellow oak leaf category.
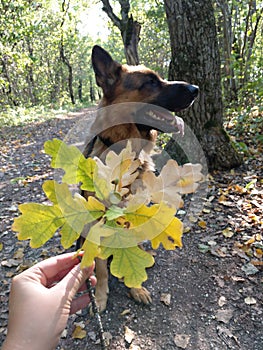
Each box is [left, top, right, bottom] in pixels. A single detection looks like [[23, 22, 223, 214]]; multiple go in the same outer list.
[[60, 222, 81, 249], [86, 220, 122, 247], [85, 195, 105, 216], [80, 238, 101, 268], [198, 220, 207, 229], [151, 217, 183, 250], [72, 325, 86, 339], [125, 201, 178, 243], [12, 203, 64, 248], [12, 180, 104, 249]]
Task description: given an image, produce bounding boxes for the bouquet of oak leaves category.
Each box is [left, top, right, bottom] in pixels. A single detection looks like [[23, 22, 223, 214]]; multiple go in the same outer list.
[[13, 139, 204, 288]]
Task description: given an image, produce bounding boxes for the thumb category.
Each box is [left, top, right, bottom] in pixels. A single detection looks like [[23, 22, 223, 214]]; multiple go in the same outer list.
[[56, 262, 95, 298]]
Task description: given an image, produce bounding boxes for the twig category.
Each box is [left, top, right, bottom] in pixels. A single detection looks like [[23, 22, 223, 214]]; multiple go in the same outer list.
[[86, 278, 108, 350], [77, 255, 107, 349]]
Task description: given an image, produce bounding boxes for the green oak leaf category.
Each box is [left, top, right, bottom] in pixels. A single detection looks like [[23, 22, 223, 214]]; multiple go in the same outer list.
[[44, 138, 96, 191], [104, 205, 124, 221], [45, 181, 101, 237], [100, 245, 154, 288]]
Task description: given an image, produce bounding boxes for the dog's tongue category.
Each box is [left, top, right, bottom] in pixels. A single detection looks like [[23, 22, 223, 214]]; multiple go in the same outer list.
[[155, 109, 185, 136], [173, 115, 184, 136]]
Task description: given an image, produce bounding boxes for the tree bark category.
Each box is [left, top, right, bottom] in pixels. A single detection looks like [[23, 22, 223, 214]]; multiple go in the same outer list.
[[1, 56, 18, 106], [60, 0, 75, 105], [25, 39, 37, 105], [101, 0, 141, 65], [164, 0, 242, 171]]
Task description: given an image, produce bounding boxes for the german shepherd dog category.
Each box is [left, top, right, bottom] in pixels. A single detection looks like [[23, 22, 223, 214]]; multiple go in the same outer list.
[[79, 45, 198, 312]]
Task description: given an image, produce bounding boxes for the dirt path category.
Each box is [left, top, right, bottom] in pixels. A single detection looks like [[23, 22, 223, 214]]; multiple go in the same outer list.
[[0, 109, 262, 349]]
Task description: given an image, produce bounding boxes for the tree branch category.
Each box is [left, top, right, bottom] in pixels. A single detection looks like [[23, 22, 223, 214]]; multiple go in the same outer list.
[[100, 0, 122, 30]]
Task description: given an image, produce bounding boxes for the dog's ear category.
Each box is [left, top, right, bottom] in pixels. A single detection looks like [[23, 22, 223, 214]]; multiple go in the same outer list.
[[92, 45, 122, 96]]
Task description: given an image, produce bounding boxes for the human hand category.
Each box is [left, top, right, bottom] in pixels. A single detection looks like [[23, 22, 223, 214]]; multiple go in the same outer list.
[[2, 252, 96, 350]]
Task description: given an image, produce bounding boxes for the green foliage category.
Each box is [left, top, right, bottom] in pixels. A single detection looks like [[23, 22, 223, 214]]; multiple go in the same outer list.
[[136, 1, 171, 77], [0, 0, 97, 108], [225, 104, 263, 158], [1, 0, 262, 116], [214, 0, 262, 106], [12, 139, 203, 287]]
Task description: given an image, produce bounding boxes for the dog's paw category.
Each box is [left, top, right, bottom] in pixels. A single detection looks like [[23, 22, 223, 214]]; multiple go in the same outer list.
[[90, 295, 108, 315], [96, 296, 108, 313], [130, 287, 152, 304]]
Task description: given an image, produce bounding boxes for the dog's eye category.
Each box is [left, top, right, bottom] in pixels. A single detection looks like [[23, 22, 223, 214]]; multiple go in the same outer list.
[[141, 77, 160, 90], [148, 79, 159, 87]]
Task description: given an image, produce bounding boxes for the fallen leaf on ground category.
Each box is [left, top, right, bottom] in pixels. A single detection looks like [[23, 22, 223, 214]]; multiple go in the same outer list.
[[13, 248, 24, 259], [88, 331, 97, 341], [218, 296, 227, 307], [222, 227, 235, 238], [217, 325, 239, 346], [124, 326, 135, 344], [231, 276, 245, 282], [129, 345, 140, 350], [198, 243, 210, 253], [244, 296, 257, 305], [103, 331, 113, 346], [72, 325, 86, 339], [1, 259, 21, 267], [160, 293, 171, 306], [215, 309, 233, 324], [120, 308, 131, 316], [198, 220, 207, 229], [241, 263, 259, 275], [173, 334, 190, 349]]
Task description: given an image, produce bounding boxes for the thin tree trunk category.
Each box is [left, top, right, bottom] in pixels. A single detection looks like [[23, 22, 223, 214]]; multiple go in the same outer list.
[[164, 0, 242, 170], [101, 0, 141, 65], [1, 56, 18, 106], [89, 76, 96, 102], [60, 0, 75, 105], [25, 39, 37, 105]]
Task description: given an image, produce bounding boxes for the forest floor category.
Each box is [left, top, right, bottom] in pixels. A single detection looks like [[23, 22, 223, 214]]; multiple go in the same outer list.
[[0, 107, 262, 350]]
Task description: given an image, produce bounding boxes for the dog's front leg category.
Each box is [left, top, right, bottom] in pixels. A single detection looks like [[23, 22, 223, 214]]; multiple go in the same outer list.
[[94, 258, 109, 312]]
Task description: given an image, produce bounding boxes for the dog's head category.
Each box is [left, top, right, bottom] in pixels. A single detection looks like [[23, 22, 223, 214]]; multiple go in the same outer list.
[[91, 45, 198, 134]]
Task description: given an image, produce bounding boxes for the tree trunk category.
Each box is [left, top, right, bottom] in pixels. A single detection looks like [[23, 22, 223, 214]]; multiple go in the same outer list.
[[164, 0, 242, 171], [60, 0, 75, 105], [60, 44, 75, 105], [101, 0, 141, 65], [25, 39, 37, 105], [89, 76, 96, 102], [1, 56, 18, 106]]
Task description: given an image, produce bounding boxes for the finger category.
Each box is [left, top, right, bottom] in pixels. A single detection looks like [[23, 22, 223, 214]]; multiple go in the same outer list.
[[70, 294, 91, 314], [71, 274, 97, 293], [56, 262, 95, 298], [25, 253, 81, 285]]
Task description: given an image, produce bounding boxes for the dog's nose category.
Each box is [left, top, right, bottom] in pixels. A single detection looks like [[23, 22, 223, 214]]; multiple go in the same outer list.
[[188, 84, 199, 98]]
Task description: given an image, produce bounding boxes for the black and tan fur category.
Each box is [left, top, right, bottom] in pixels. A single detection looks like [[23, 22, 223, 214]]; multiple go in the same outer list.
[[79, 46, 198, 312]]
